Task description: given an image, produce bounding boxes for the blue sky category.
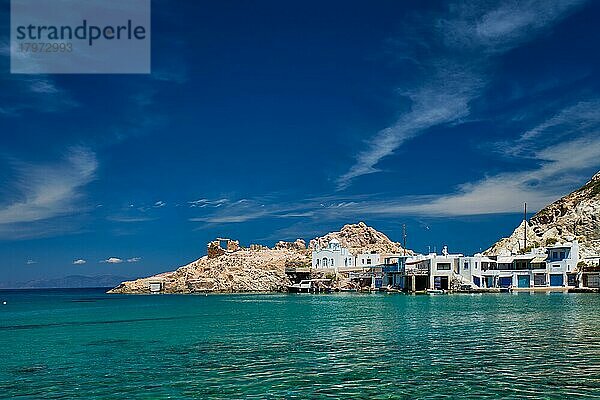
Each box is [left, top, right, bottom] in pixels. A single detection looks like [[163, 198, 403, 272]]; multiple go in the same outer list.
[[1, 0, 600, 282]]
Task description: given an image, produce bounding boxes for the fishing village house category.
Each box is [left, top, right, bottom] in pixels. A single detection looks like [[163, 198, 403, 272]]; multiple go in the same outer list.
[[311, 240, 404, 288], [474, 240, 580, 289], [311, 239, 355, 270]]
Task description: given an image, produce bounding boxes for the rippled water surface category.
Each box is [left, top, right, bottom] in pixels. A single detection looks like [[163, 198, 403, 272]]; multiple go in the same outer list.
[[1, 289, 600, 399]]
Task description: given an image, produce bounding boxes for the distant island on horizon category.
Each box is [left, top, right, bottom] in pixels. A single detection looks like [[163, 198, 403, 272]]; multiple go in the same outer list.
[[0, 275, 133, 290]]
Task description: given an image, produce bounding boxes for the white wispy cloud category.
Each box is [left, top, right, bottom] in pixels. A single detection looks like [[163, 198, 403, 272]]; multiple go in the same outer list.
[[189, 198, 229, 208], [107, 200, 168, 222], [127, 257, 142, 263], [0, 70, 77, 116], [0, 147, 97, 238], [101, 257, 123, 264], [475, 0, 586, 45], [189, 198, 311, 225], [73, 259, 87, 265], [337, 0, 587, 189], [28, 79, 60, 94], [337, 66, 483, 188], [26, 260, 37, 265], [0, 38, 9, 57], [152, 68, 188, 84], [510, 99, 600, 154], [107, 216, 156, 223]]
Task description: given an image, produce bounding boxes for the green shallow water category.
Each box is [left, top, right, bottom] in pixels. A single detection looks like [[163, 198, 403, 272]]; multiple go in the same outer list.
[[1, 289, 600, 399]]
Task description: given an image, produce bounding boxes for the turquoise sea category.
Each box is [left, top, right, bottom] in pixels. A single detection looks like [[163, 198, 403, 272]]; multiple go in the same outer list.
[[1, 289, 600, 399]]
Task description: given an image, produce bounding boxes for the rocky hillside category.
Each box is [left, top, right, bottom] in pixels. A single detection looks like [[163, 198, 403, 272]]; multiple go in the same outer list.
[[309, 221, 414, 255], [108, 247, 310, 294], [108, 222, 410, 294], [486, 171, 600, 257]]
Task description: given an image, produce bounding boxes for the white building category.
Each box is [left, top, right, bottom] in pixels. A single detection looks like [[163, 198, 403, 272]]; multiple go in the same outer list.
[[456, 254, 496, 289], [470, 241, 580, 289], [428, 246, 463, 290], [312, 239, 354, 270], [356, 252, 381, 268], [395, 241, 580, 291]]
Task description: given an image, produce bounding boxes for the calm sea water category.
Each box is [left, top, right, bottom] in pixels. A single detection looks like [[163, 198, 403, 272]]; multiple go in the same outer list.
[[1, 289, 600, 399]]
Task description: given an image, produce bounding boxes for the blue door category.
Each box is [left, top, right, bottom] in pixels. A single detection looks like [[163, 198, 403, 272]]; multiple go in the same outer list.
[[550, 274, 564, 287], [473, 276, 481, 287], [486, 276, 493, 288], [517, 275, 530, 288], [499, 277, 513, 288]]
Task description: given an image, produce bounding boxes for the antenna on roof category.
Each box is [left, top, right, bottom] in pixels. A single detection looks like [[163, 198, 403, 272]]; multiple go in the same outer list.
[[524, 202, 527, 250], [402, 224, 407, 256]]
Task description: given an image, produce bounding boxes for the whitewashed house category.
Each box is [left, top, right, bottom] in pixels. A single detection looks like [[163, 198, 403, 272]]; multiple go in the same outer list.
[[456, 254, 497, 289], [475, 241, 580, 289], [312, 239, 354, 270], [356, 252, 381, 268], [428, 246, 463, 290]]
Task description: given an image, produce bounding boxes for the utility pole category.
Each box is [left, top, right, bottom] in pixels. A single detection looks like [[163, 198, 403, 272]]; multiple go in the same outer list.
[[524, 202, 527, 250], [402, 224, 407, 256]]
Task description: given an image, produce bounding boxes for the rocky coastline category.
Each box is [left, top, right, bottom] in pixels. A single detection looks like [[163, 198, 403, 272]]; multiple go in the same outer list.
[[108, 222, 408, 294]]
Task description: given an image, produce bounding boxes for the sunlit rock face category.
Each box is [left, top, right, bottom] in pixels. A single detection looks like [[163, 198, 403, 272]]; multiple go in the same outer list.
[[309, 221, 413, 255]]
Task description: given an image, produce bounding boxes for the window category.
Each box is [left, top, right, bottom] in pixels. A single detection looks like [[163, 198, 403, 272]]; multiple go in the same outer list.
[[553, 251, 558, 259], [515, 260, 529, 270], [331, 258, 334, 266], [322, 258, 328, 267], [316, 259, 320, 266], [464, 262, 469, 270], [362, 259, 365, 265], [475, 262, 478, 269], [437, 263, 451, 270], [367, 259, 372, 265], [560, 252, 565, 259]]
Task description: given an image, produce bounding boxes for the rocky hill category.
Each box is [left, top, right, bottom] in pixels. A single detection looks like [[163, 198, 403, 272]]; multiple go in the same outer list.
[[108, 222, 410, 294], [309, 222, 414, 255], [108, 248, 310, 294], [486, 171, 600, 258]]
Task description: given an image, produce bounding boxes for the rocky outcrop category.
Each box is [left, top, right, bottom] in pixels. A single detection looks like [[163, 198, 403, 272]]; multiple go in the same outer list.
[[309, 221, 414, 255], [274, 239, 306, 251], [207, 238, 240, 258], [108, 248, 310, 294], [486, 171, 600, 257]]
